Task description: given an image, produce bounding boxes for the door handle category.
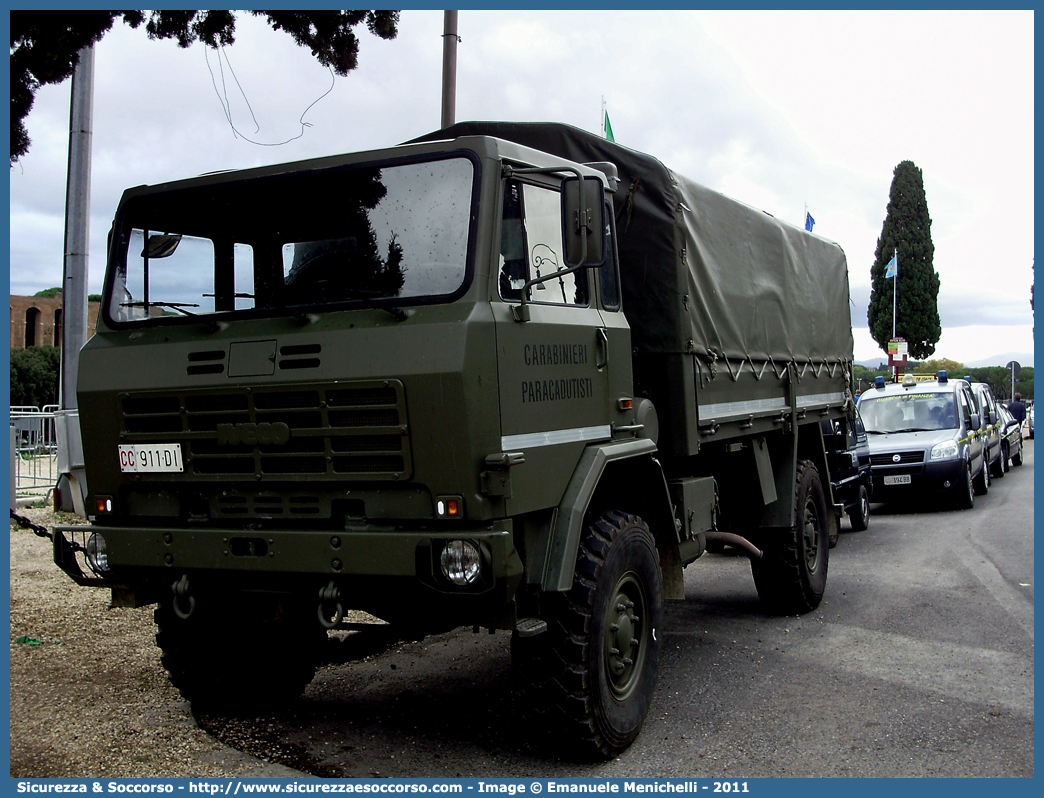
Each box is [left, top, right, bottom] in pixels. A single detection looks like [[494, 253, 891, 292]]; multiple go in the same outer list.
[[595, 328, 608, 371]]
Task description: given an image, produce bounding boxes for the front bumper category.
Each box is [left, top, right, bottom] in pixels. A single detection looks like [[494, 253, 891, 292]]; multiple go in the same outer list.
[[869, 457, 966, 497], [54, 521, 524, 614]]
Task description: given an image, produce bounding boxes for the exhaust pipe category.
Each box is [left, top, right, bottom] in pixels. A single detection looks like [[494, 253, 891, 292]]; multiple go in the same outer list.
[[704, 531, 763, 560]]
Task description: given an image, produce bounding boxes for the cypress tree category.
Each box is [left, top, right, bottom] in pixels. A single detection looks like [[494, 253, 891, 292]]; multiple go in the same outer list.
[[867, 160, 941, 359]]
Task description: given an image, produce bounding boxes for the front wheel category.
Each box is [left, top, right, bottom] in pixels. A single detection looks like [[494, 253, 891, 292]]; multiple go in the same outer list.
[[992, 444, 1007, 478], [955, 460, 975, 510], [750, 460, 829, 614], [512, 510, 663, 760], [973, 455, 990, 495], [155, 591, 327, 713], [847, 483, 871, 532]]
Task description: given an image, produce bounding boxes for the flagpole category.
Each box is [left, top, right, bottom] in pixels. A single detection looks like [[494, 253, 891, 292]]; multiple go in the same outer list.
[[892, 247, 897, 340], [601, 95, 605, 137]]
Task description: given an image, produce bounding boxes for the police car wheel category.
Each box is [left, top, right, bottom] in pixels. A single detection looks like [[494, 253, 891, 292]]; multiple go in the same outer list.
[[956, 461, 975, 509], [1012, 448, 1023, 466], [973, 459, 990, 496], [848, 484, 870, 532], [992, 445, 1007, 478]]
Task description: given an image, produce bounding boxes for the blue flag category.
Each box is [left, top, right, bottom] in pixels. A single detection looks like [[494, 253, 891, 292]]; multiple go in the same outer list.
[[885, 254, 898, 278], [804, 211, 815, 232]]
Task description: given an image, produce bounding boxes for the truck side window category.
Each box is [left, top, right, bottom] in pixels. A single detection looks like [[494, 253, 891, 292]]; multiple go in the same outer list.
[[599, 202, 621, 311], [523, 183, 588, 306], [498, 180, 588, 306], [498, 182, 527, 301]]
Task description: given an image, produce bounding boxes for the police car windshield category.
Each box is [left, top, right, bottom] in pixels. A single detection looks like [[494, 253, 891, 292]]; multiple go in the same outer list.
[[106, 156, 475, 324], [858, 391, 958, 434]]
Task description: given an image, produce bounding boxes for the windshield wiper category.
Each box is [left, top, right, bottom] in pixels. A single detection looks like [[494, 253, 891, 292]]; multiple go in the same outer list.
[[121, 301, 200, 317]]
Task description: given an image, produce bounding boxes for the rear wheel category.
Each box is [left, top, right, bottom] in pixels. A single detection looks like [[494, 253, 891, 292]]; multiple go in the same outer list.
[[750, 460, 829, 614], [512, 510, 663, 760], [155, 591, 327, 712], [847, 484, 870, 532], [1012, 447, 1023, 466]]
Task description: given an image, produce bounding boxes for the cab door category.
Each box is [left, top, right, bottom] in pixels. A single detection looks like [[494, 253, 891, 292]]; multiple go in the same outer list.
[[491, 179, 612, 515], [594, 201, 635, 427]]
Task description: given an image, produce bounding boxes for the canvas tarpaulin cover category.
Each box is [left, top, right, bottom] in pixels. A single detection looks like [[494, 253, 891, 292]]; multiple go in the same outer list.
[[412, 122, 854, 368]]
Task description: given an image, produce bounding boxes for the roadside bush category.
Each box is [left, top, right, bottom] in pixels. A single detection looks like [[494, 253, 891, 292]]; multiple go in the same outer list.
[[10, 346, 61, 408]]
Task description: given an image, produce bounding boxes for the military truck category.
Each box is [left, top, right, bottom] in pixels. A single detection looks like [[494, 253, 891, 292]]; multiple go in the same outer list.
[[54, 121, 854, 758]]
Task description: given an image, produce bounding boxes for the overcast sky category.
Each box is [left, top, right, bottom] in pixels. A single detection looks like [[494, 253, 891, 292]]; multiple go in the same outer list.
[[8, 9, 1035, 365]]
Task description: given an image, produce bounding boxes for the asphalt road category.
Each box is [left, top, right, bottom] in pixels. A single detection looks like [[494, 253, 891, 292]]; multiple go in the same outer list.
[[202, 442, 1034, 778]]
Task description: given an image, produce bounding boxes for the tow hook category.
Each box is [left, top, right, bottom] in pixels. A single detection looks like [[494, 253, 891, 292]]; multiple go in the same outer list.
[[318, 580, 344, 629], [171, 574, 196, 620]]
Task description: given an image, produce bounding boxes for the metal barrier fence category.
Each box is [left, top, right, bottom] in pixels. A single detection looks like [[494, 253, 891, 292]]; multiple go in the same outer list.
[[11, 405, 59, 500]]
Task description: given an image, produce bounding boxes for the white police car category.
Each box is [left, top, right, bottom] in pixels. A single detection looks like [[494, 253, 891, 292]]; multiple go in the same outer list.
[[856, 372, 988, 508]]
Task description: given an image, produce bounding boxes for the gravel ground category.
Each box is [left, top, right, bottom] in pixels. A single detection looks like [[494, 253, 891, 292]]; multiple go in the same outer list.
[[9, 505, 305, 779]]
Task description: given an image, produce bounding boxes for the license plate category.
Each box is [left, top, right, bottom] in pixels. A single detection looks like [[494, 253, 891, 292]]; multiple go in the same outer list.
[[884, 474, 912, 485], [118, 443, 184, 473]]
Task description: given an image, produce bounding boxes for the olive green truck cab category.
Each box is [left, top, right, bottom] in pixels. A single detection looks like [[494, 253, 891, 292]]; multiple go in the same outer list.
[[55, 122, 855, 758]]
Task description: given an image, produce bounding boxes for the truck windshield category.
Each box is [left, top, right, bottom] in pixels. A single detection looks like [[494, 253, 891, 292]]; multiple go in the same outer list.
[[106, 156, 475, 323], [858, 392, 958, 434]]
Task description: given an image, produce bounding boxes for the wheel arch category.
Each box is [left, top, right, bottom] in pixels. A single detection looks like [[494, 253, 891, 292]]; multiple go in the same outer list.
[[541, 438, 678, 594]]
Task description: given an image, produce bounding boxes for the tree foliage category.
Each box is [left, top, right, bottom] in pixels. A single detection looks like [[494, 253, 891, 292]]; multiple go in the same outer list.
[[964, 366, 1033, 403], [912, 358, 965, 375], [10, 346, 62, 408], [11, 10, 399, 162], [867, 160, 941, 360]]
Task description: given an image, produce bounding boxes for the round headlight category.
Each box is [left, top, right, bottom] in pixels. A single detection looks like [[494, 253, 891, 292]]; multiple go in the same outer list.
[[440, 540, 481, 586], [85, 532, 110, 575]]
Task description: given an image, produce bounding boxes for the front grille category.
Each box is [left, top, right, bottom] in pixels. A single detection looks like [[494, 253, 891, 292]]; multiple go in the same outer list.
[[214, 493, 323, 518], [870, 451, 925, 466], [118, 380, 411, 481]]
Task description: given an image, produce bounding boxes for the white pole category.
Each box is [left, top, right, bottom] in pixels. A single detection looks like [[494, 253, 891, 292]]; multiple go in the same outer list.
[[892, 248, 897, 340], [62, 45, 94, 410], [441, 11, 458, 130]]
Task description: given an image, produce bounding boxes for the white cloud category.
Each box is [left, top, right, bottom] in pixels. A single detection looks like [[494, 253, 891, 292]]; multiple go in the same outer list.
[[8, 10, 1034, 365]]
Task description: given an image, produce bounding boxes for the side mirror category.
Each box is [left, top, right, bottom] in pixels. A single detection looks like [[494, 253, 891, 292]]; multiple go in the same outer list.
[[970, 412, 980, 431], [989, 410, 998, 425], [561, 176, 605, 267], [142, 233, 182, 259]]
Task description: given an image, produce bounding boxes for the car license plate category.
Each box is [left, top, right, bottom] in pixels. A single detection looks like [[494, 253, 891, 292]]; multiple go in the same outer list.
[[118, 443, 183, 473], [884, 474, 911, 485]]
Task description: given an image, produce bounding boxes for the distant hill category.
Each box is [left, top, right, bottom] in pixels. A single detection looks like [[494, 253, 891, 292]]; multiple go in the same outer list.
[[965, 352, 1033, 369], [855, 352, 1033, 370]]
